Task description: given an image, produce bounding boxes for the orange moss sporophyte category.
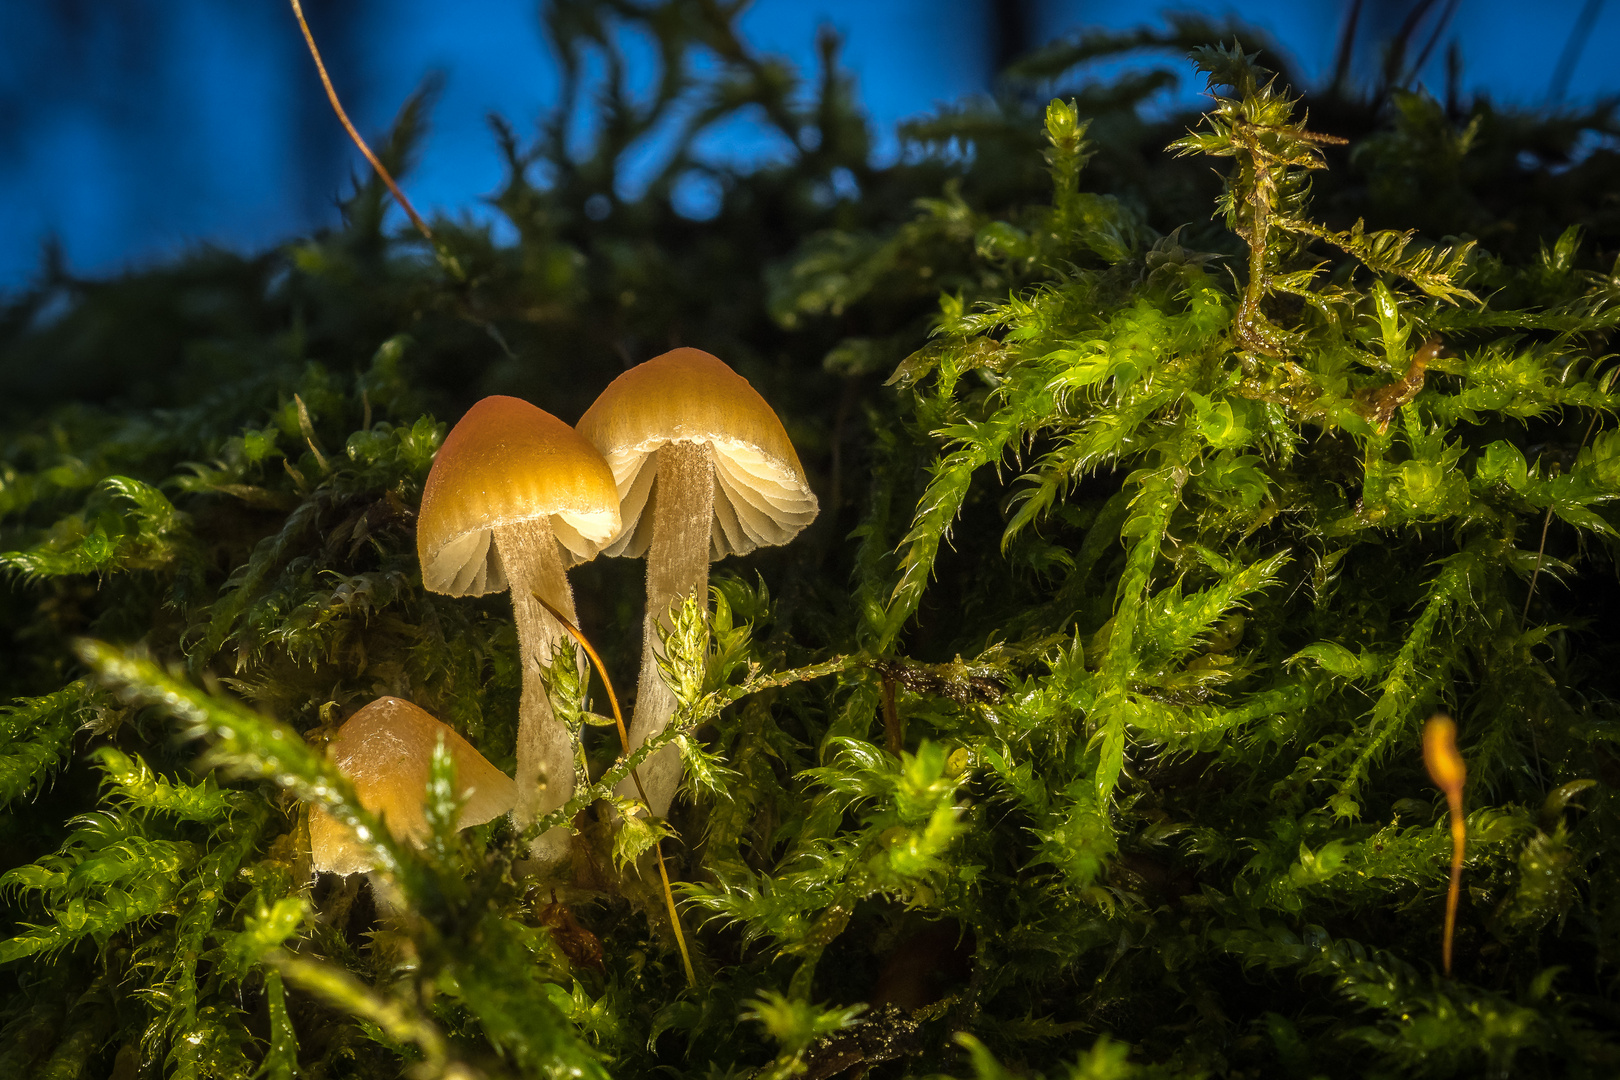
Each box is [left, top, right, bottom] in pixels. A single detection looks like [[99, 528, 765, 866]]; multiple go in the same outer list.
[[1423, 713, 1467, 975], [289, 0, 432, 244]]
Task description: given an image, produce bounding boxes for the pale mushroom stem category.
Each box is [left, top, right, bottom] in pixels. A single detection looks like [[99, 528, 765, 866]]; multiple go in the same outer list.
[[364, 872, 419, 965], [620, 440, 714, 818], [494, 516, 580, 863]]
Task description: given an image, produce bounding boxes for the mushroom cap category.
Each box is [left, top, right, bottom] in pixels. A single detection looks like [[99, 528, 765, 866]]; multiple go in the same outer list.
[[575, 348, 818, 559], [417, 395, 622, 595], [308, 696, 516, 877]]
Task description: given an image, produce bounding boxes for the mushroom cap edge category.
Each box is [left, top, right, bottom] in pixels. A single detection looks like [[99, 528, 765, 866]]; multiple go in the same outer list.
[[417, 395, 622, 595], [574, 349, 817, 560]]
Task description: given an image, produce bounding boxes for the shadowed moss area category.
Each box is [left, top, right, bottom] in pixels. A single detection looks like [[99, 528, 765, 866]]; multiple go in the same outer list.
[[3, 4, 1620, 1078]]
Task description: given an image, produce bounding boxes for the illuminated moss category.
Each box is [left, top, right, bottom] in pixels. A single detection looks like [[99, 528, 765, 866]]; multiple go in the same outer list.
[[3, 7, 1619, 1078]]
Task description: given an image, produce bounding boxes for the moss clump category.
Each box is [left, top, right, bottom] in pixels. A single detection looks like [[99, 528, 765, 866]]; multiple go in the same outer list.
[[4, 6, 1620, 1078]]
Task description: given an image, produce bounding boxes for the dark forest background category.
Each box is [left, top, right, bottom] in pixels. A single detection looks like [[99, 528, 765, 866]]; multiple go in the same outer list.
[[3, 1, 1616, 294]]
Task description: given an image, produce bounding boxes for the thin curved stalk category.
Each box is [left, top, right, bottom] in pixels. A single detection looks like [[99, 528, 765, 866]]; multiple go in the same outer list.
[[287, 0, 433, 242], [532, 594, 697, 987], [1423, 714, 1467, 975], [495, 517, 578, 863], [617, 441, 714, 818]]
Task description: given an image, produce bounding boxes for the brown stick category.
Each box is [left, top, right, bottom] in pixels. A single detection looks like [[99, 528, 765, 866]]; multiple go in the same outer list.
[[881, 676, 902, 756]]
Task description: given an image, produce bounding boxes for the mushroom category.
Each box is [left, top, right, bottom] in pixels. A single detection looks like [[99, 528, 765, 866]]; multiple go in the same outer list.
[[575, 348, 817, 817], [416, 395, 621, 861], [308, 696, 517, 876]]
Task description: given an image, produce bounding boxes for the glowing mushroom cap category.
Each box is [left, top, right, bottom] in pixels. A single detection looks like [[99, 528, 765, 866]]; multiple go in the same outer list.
[[308, 696, 517, 877], [417, 395, 622, 595], [575, 348, 818, 559]]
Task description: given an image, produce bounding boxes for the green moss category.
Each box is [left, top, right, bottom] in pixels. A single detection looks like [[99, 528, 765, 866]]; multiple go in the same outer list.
[[4, 5, 1620, 1077]]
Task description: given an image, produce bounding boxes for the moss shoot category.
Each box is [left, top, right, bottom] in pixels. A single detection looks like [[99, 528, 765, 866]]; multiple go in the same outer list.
[[4, 6, 1620, 1078]]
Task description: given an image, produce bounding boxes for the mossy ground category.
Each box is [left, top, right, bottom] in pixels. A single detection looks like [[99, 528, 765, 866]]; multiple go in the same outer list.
[[3, 5, 1620, 1078]]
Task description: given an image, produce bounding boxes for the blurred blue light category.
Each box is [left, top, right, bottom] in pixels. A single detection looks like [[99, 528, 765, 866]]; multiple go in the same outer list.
[[670, 170, 725, 221], [2, 1, 1617, 295]]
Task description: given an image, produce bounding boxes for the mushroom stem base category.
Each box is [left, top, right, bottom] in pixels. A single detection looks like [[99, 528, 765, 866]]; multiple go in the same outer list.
[[495, 517, 579, 864], [619, 441, 713, 818]]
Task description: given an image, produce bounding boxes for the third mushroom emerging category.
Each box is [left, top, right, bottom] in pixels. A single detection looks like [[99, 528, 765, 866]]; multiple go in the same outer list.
[[577, 348, 817, 818]]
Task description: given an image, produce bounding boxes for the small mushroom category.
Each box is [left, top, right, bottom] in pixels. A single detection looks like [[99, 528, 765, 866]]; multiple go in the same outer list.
[[308, 696, 517, 876], [576, 348, 817, 816], [416, 395, 621, 861]]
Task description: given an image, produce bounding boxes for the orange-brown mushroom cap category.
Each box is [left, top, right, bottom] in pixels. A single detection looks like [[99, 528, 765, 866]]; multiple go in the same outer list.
[[308, 697, 517, 876], [575, 348, 817, 559], [417, 396, 621, 595]]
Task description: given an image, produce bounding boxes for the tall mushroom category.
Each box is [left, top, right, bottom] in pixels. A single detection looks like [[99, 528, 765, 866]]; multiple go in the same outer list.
[[308, 696, 517, 877], [576, 348, 817, 817], [416, 395, 621, 862]]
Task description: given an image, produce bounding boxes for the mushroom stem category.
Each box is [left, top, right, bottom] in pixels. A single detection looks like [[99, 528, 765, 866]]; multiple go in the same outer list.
[[619, 440, 714, 818], [494, 516, 579, 862], [362, 873, 420, 965]]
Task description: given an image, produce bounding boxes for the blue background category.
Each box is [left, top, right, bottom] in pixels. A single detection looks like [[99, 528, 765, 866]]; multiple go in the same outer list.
[[2, 1, 1616, 293]]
